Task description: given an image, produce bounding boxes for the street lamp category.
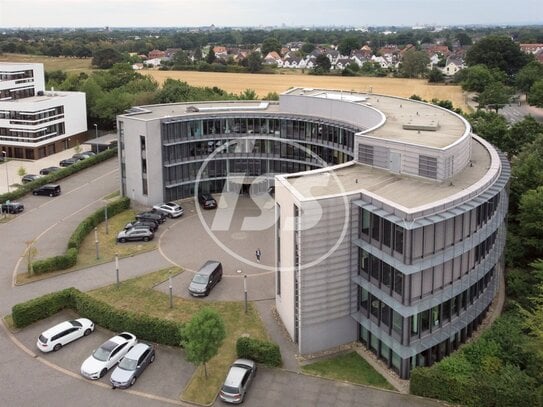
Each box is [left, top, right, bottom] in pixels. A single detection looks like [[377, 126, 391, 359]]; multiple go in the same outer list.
[[115, 253, 119, 288], [1, 151, 8, 193], [94, 227, 99, 260], [237, 269, 248, 314], [93, 123, 98, 154]]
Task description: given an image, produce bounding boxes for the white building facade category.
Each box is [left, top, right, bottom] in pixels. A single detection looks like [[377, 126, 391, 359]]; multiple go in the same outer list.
[[117, 88, 509, 379], [0, 62, 87, 159]]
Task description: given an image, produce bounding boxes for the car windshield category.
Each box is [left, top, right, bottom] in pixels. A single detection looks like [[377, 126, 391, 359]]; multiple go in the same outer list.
[[70, 320, 82, 327], [222, 385, 239, 394], [192, 275, 208, 284], [93, 341, 116, 361], [118, 357, 138, 371], [39, 334, 48, 343]]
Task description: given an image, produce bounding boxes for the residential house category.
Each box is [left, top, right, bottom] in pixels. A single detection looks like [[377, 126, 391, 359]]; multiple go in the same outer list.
[[148, 49, 166, 60], [441, 57, 465, 76], [264, 51, 282, 66]]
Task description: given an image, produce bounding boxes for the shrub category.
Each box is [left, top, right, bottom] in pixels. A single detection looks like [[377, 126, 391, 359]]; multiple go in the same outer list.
[[11, 288, 184, 346], [236, 336, 282, 367], [12, 288, 76, 328]]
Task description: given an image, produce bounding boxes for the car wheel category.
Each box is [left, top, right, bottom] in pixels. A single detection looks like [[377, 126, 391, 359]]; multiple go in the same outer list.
[[84, 328, 92, 336], [119, 238, 126, 243], [99, 368, 107, 378], [130, 376, 136, 386], [53, 343, 62, 352], [49, 192, 53, 197], [33, 191, 38, 196], [150, 354, 155, 363], [143, 236, 150, 242], [205, 288, 210, 296]]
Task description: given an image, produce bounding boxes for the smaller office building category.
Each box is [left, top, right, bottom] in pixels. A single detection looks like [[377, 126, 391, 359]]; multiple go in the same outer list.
[[0, 62, 87, 159]]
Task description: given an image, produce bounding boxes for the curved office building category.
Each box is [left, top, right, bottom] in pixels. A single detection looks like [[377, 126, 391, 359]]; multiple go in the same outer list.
[[117, 88, 509, 379]]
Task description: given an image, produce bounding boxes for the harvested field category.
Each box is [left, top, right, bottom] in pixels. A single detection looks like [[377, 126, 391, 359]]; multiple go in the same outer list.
[[0, 53, 92, 73], [146, 70, 470, 111]]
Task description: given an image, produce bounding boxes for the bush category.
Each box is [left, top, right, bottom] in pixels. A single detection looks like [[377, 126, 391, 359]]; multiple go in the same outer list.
[[12, 288, 76, 328], [11, 288, 184, 346], [236, 336, 281, 367], [32, 248, 77, 274]]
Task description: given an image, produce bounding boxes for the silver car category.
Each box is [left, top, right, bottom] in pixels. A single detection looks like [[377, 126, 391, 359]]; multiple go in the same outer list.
[[117, 228, 154, 243], [219, 359, 257, 404], [110, 343, 155, 388]]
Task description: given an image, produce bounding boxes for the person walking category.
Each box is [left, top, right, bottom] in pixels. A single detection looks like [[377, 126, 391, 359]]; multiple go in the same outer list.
[[256, 248, 262, 263]]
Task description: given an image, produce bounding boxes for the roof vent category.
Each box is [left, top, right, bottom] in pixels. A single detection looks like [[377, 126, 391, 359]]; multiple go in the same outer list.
[[402, 116, 439, 131]]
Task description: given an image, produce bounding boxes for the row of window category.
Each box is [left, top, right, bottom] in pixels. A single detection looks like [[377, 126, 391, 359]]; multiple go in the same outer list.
[[359, 248, 404, 298], [0, 122, 65, 143], [0, 87, 35, 100], [0, 106, 64, 122], [164, 179, 227, 201], [360, 209, 404, 255], [162, 118, 357, 151], [0, 69, 34, 81]]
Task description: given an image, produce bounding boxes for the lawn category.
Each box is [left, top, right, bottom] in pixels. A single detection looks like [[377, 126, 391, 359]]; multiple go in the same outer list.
[[0, 53, 93, 73], [301, 351, 394, 390], [89, 268, 269, 405]]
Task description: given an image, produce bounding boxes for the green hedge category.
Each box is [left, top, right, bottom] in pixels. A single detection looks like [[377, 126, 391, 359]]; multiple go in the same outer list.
[[30, 196, 130, 274], [11, 288, 184, 346], [0, 148, 117, 204], [236, 336, 282, 367]]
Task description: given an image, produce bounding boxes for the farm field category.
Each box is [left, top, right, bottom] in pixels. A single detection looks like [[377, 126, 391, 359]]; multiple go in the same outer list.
[[0, 53, 92, 73], [146, 69, 470, 111]]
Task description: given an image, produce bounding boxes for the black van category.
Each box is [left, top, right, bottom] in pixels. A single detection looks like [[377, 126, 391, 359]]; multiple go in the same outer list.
[[188, 261, 223, 297], [32, 184, 61, 197]]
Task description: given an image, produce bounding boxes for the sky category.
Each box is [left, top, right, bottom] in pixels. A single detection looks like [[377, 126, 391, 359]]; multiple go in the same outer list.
[[0, 0, 541, 28]]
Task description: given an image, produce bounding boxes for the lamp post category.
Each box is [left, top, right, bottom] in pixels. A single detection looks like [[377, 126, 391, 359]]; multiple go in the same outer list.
[[169, 275, 173, 308], [115, 252, 119, 288], [94, 227, 99, 260], [93, 123, 98, 154], [104, 202, 109, 235], [237, 269, 248, 314], [2, 151, 9, 193]]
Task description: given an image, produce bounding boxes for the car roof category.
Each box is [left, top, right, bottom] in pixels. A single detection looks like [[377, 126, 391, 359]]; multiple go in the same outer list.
[[103, 332, 135, 348], [41, 320, 74, 337], [123, 343, 151, 359], [197, 261, 221, 276], [224, 364, 252, 387]]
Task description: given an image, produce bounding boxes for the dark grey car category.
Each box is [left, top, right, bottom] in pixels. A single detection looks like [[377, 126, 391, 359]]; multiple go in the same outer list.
[[110, 343, 155, 388], [117, 228, 154, 243]]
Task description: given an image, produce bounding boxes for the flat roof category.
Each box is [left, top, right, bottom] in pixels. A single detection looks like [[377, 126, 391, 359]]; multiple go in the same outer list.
[[282, 138, 491, 210], [284, 88, 468, 149]]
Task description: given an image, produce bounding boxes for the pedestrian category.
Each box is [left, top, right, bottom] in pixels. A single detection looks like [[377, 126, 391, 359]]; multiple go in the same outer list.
[[256, 248, 261, 263]]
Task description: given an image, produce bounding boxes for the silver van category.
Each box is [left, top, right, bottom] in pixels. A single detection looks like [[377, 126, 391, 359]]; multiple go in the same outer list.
[[188, 260, 222, 297]]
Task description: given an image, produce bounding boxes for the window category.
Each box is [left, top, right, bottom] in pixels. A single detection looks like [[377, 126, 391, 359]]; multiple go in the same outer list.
[[383, 219, 392, 248], [360, 288, 369, 312], [394, 270, 404, 296], [370, 296, 380, 319], [371, 214, 380, 241], [381, 303, 391, 327], [359, 144, 374, 165], [392, 311, 402, 335], [394, 225, 404, 254], [360, 208, 370, 237]]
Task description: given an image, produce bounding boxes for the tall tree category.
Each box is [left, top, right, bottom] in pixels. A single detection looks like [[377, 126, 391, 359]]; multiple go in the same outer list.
[[338, 37, 360, 56], [205, 47, 216, 64], [527, 80, 543, 108], [465, 35, 531, 76], [516, 61, 543, 94], [313, 54, 331, 74], [182, 308, 226, 378], [261, 37, 282, 55], [518, 187, 543, 258], [92, 48, 123, 69], [247, 51, 263, 73], [461, 64, 505, 93], [477, 81, 514, 112], [400, 49, 430, 78], [455, 32, 473, 46]]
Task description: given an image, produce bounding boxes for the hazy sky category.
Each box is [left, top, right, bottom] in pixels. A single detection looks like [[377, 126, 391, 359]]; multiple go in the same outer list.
[[0, 0, 541, 28]]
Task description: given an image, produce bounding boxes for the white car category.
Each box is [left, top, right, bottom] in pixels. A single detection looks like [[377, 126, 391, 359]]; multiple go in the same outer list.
[[80, 332, 137, 380], [37, 318, 94, 352], [152, 202, 184, 218]]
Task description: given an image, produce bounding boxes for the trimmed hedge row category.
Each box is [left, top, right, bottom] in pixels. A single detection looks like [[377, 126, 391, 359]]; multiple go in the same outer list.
[[31, 196, 130, 274], [0, 147, 117, 204], [12, 287, 184, 347], [236, 336, 282, 367]]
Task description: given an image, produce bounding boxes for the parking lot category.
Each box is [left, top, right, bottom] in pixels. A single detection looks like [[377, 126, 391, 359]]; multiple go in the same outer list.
[[14, 310, 194, 402]]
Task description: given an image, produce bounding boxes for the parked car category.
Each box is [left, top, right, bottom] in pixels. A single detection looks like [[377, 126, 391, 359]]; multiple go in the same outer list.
[[36, 318, 94, 353], [135, 211, 166, 224], [152, 202, 184, 218], [110, 343, 155, 388], [188, 261, 222, 297], [124, 220, 158, 233], [73, 151, 96, 160], [198, 193, 217, 209], [32, 184, 61, 197], [219, 359, 257, 404], [59, 157, 81, 167], [1, 201, 24, 214], [21, 174, 41, 184], [80, 332, 137, 380], [39, 166, 61, 175], [117, 228, 154, 243]]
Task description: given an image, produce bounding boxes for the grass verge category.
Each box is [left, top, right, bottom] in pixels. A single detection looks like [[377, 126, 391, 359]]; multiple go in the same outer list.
[[16, 209, 156, 284], [301, 351, 394, 390], [88, 269, 268, 405]]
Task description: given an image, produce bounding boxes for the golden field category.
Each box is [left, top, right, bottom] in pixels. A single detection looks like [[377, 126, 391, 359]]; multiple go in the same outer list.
[[146, 70, 470, 111], [0, 54, 469, 110]]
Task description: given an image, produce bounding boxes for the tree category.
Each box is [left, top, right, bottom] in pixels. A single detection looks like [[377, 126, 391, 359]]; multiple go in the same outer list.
[[182, 308, 226, 378], [465, 35, 530, 76], [527, 80, 543, 108], [313, 54, 331, 74], [506, 116, 543, 157], [301, 43, 315, 54], [263, 92, 279, 101], [516, 61, 543, 94], [173, 50, 193, 67], [428, 67, 445, 83], [477, 81, 514, 112], [518, 186, 543, 257], [399, 50, 430, 78], [92, 48, 123, 69], [17, 166, 26, 178], [461, 65, 505, 93], [261, 37, 282, 56], [467, 110, 509, 153], [205, 47, 216, 64], [338, 37, 360, 56], [239, 89, 257, 100], [455, 32, 473, 46], [247, 52, 263, 73]]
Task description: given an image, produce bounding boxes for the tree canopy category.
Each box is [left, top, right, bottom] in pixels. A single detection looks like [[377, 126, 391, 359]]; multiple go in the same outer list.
[[465, 35, 531, 76], [181, 308, 226, 378], [399, 49, 430, 78], [91, 48, 124, 69]]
